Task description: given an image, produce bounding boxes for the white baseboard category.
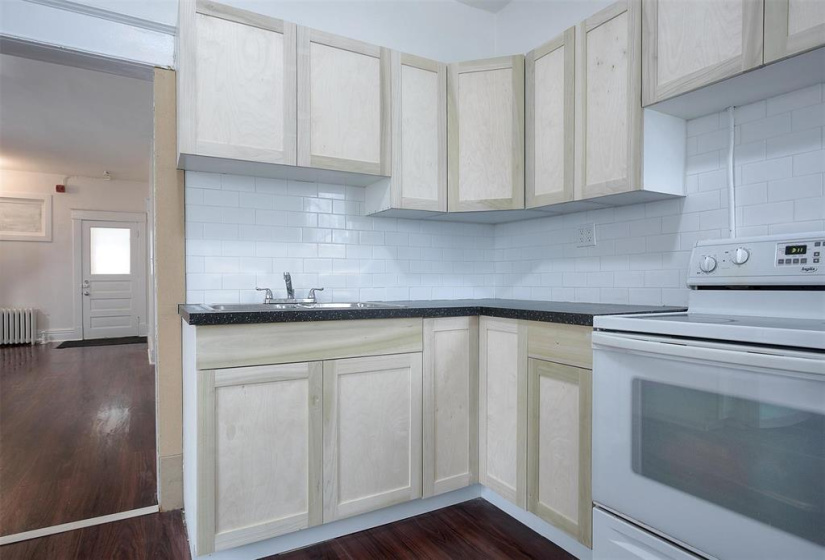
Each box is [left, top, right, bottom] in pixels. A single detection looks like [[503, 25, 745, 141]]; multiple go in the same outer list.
[[188, 485, 591, 560], [41, 328, 81, 343], [0, 505, 159, 546]]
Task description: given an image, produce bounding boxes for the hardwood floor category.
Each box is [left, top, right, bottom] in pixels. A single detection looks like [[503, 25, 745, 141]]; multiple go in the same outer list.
[[0, 510, 189, 560], [273, 499, 575, 560], [0, 343, 157, 536]]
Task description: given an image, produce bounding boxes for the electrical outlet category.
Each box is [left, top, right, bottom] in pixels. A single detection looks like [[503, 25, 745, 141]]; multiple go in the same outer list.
[[577, 223, 596, 247]]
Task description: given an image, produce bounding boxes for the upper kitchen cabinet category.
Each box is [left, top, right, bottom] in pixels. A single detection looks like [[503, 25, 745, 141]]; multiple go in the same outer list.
[[525, 28, 575, 209], [448, 56, 525, 212], [765, 0, 825, 63], [297, 28, 391, 176], [366, 52, 448, 217], [642, 0, 764, 106], [177, 0, 297, 167]]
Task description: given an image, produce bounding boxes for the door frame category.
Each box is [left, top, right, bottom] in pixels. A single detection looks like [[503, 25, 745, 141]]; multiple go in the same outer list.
[[71, 209, 147, 340]]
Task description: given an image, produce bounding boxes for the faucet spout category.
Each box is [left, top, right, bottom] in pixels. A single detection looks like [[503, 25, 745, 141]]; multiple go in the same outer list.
[[283, 272, 295, 299]]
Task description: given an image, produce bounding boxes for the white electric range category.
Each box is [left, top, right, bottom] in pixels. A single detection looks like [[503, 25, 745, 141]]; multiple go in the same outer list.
[[591, 232, 825, 560]]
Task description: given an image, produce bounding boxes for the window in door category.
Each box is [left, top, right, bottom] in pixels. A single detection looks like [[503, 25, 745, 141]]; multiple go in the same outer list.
[[90, 227, 131, 275]]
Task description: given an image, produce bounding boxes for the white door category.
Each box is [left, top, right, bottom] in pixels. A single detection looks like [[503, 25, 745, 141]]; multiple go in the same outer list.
[[81, 220, 145, 339]]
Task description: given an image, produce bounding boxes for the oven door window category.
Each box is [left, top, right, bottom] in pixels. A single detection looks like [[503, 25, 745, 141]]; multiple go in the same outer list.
[[632, 380, 825, 546]]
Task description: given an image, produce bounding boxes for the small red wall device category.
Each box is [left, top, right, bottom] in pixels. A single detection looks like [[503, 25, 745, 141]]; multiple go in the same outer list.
[[56, 185, 65, 193]]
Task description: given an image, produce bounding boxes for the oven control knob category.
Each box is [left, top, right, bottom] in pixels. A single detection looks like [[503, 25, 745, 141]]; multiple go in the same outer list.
[[700, 255, 717, 273], [732, 247, 750, 265]]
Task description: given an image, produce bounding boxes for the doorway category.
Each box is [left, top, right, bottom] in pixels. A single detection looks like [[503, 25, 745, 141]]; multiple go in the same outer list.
[[74, 212, 147, 340]]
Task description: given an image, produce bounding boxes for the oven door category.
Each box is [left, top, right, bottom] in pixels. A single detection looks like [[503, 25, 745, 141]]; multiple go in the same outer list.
[[592, 332, 825, 560]]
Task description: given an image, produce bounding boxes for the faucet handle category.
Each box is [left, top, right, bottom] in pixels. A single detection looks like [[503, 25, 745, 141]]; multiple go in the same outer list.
[[308, 287, 324, 302], [256, 287, 274, 303]]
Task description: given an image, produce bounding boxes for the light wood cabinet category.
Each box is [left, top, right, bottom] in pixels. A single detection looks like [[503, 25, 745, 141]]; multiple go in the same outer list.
[[422, 317, 478, 498], [448, 56, 525, 212], [642, 0, 764, 106], [478, 317, 528, 507], [526, 28, 576, 209], [527, 359, 592, 547], [297, 28, 391, 176], [195, 362, 322, 554], [765, 0, 825, 63], [178, 0, 297, 166], [575, 0, 643, 201], [322, 353, 422, 521], [366, 52, 447, 216]]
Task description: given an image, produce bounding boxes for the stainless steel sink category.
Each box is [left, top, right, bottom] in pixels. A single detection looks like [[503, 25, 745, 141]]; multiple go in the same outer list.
[[203, 302, 405, 312]]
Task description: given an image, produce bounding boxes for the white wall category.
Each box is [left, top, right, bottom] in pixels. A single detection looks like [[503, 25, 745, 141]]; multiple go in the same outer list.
[[185, 84, 824, 307], [222, 0, 497, 62], [493, 0, 612, 55], [0, 170, 149, 338]]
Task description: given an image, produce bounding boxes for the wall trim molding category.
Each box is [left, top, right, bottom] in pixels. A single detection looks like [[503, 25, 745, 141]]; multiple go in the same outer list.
[[22, 0, 176, 36], [41, 327, 81, 343], [0, 504, 159, 546]]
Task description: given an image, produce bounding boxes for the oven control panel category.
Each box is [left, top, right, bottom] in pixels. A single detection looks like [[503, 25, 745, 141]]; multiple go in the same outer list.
[[688, 232, 825, 286]]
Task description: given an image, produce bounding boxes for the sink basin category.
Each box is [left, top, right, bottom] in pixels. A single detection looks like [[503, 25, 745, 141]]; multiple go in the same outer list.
[[203, 302, 405, 312]]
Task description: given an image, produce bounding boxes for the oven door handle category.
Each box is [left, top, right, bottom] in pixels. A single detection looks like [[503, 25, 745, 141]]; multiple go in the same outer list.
[[592, 332, 825, 378]]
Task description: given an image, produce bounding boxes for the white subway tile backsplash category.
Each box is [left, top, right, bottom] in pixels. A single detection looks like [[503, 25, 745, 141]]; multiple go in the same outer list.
[[185, 84, 825, 306]]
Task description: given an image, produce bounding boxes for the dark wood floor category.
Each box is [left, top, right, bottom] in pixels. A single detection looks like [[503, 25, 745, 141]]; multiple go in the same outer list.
[[0, 342, 157, 536], [0, 510, 189, 560], [274, 499, 575, 560]]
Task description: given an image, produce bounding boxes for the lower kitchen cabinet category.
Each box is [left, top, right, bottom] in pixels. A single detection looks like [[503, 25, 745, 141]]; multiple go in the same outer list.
[[196, 362, 323, 554], [423, 317, 479, 497], [322, 352, 423, 521], [527, 358, 593, 547], [478, 317, 528, 507]]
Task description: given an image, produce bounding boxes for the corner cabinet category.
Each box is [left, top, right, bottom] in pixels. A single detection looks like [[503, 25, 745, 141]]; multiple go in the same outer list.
[[366, 53, 448, 216], [177, 0, 297, 166], [297, 28, 391, 176], [478, 317, 528, 507], [423, 317, 479, 498], [575, 0, 643, 200], [448, 56, 525, 212], [642, 0, 764, 106], [195, 362, 323, 554], [322, 353, 422, 522], [765, 0, 825, 63], [526, 27, 576, 209]]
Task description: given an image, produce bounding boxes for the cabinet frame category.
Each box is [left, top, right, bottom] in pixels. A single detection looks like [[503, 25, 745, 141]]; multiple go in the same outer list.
[[322, 353, 423, 522], [447, 56, 526, 212], [575, 0, 643, 200], [422, 317, 479, 498], [765, 0, 825, 63], [527, 359, 592, 547], [297, 27, 392, 176], [196, 362, 323, 554], [642, 0, 764, 106], [526, 27, 576, 209], [478, 317, 528, 507], [178, 0, 298, 165]]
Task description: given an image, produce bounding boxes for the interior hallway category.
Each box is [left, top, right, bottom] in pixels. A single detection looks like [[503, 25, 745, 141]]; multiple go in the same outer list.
[[0, 342, 156, 537]]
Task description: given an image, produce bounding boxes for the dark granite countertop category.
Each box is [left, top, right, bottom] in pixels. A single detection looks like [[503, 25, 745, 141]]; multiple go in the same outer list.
[[179, 299, 685, 327]]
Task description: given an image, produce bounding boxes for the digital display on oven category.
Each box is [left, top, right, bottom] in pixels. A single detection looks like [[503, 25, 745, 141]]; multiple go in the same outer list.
[[784, 245, 807, 255]]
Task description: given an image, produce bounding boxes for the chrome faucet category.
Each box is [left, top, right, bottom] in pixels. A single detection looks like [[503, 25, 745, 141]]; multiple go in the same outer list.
[[308, 287, 324, 302], [283, 272, 294, 299], [256, 287, 274, 304]]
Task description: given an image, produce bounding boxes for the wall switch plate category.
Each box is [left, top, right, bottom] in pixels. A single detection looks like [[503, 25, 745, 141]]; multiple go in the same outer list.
[[577, 223, 596, 247]]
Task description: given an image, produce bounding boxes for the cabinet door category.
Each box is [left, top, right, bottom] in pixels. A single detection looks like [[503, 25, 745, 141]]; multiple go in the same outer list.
[[575, 0, 643, 200], [197, 362, 322, 554], [526, 28, 575, 209], [478, 317, 528, 507], [448, 56, 525, 212], [642, 0, 764, 106], [178, 0, 297, 165], [323, 353, 422, 521], [423, 317, 478, 498], [765, 0, 825, 63], [297, 28, 391, 176], [527, 359, 592, 547]]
